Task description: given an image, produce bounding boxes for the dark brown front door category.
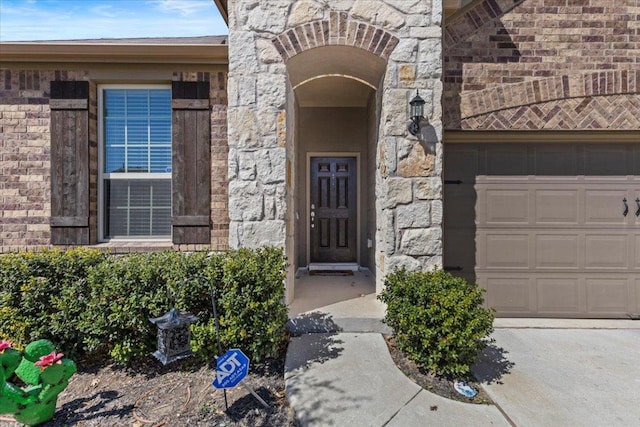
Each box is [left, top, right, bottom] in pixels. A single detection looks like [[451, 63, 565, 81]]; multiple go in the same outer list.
[[310, 157, 357, 263]]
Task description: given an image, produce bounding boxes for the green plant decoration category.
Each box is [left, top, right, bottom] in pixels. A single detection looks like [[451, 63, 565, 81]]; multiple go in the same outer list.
[[0, 339, 76, 426]]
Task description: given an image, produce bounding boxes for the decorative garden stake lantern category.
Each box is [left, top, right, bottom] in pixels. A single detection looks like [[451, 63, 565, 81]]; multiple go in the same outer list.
[[408, 90, 426, 136], [149, 308, 198, 365]]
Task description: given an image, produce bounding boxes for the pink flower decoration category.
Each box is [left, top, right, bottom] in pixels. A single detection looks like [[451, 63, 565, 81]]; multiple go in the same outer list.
[[0, 340, 12, 353], [34, 351, 64, 370]]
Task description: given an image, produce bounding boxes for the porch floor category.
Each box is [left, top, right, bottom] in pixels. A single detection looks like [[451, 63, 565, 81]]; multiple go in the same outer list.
[[287, 269, 390, 334]]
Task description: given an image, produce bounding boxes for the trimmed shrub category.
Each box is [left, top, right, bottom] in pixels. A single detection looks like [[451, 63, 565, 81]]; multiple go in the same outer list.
[[192, 247, 289, 362], [0, 249, 107, 355], [79, 251, 207, 362], [0, 247, 289, 365], [378, 269, 494, 378]]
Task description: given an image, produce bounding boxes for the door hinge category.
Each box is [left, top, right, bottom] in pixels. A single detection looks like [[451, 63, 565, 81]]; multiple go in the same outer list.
[[444, 180, 463, 185], [443, 266, 463, 272]]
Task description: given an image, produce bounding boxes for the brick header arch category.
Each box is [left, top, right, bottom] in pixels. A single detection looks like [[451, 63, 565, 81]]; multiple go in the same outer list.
[[460, 70, 640, 120], [444, 0, 525, 49], [272, 11, 399, 62], [461, 94, 640, 130]]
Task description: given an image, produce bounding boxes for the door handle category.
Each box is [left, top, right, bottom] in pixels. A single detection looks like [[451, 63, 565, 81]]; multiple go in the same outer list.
[[636, 198, 640, 217], [623, 197, 629, 217], [310, 209, 315, 229]]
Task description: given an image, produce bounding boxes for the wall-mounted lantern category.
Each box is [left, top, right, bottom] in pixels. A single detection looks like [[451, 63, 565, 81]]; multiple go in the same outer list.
[[408, 90, 426, 136], [149, 308, 198, 365]]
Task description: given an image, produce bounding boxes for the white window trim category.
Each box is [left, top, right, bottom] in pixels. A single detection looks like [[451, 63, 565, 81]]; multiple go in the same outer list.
[[97, 83, 172, 242]]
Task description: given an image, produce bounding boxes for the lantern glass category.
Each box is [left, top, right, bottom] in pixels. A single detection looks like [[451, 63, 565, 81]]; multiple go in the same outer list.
[[150, 308, 198, 365], [410, 92, 425, 121]]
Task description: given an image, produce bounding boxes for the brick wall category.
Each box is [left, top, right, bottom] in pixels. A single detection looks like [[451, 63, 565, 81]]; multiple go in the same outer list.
[[0, 70, 89, 252], [444, 0, 640, 129], [0, 68, 228, 253]]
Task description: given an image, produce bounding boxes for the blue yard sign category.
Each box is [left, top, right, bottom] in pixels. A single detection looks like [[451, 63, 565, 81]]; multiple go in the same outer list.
[[212, 349, 250, 389]]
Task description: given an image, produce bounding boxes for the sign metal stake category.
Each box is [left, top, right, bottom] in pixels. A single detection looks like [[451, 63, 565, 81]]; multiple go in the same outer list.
[[210, 286, 270, 411], [210, 288, 228, 411], [241, 382, 270, 409]]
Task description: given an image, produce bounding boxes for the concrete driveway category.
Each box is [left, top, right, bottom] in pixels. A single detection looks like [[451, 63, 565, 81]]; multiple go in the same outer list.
[[473, 326, 640, 427]]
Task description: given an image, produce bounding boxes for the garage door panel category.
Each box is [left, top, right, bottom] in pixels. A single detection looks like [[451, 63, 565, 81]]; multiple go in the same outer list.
[[585, 279, 629, 314], [634, 236, 640, 269], [535, 190, 579, 224], [445, 142, 639, 318], [536, 278, 581, 313], [633, 146, 640, 175], [585, 235, 628, 269], [536, 235, 579, 269], [443, 186, 476, 228], [444, 148, 479, 182], [484, 277, 532, 313], [450, 272, 477, 288], [443, 229, 476, 271], [585, 146, 629, 176], [533, 145, 579, 175], [484, 234, 529, 268], [485, 190, 529, 224], [487, 146, 528, 175], [584, 190, 628, 224], [634, 279, 640, 317]]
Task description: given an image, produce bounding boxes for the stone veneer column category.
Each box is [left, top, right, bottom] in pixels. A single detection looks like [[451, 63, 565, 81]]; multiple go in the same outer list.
[[227, 1, 290, 249], [227, 0, 443, 290], [370, 1, 444, 292]]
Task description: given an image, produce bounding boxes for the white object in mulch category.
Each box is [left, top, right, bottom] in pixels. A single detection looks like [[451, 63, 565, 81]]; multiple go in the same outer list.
[[454, 380, 478, 398]]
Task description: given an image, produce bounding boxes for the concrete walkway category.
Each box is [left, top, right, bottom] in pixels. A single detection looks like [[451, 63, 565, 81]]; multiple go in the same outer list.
[[286, 273, 509, 426], [285, 333, 510, 427], [286, 273, 640, 426], [474, 328, 640, 427], [287, 270, 390, 334]]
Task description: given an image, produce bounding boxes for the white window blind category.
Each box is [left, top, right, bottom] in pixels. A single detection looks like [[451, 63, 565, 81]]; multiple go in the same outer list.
[[101, 87, 172, 240]]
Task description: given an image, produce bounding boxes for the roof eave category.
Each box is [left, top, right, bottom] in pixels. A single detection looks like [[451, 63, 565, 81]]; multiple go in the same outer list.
[[213, 0, 229, 24], [0, 43, 228, 65]]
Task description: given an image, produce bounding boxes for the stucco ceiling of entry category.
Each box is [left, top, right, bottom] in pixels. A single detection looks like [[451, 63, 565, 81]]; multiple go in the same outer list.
[[295, 76, 374, 107], [286, 45, 386, 89]]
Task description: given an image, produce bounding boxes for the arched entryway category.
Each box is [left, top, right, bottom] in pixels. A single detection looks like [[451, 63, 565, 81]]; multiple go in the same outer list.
[[227, 5, 444, 307], [284, 45, 386, 276]]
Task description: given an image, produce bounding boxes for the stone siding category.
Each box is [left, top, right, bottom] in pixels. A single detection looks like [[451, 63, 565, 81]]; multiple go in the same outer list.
[[444, 0, 640, 129], [0, 68, 229, 253], [227, 0, 444, 289]]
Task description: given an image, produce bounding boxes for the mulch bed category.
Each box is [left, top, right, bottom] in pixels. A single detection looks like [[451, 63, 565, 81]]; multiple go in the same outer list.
[[384, 336, 494, 405], [0, 338, 494, 426], [0, 354, 299, 427]]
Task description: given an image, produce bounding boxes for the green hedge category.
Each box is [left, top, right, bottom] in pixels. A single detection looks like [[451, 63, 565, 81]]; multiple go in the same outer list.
[[378, 269, 494, 378], [0, 248, 107, 359], [0, 248, 288, 364]]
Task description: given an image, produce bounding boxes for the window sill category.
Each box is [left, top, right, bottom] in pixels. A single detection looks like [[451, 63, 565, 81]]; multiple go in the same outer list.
[[90, 241, 173, 254]]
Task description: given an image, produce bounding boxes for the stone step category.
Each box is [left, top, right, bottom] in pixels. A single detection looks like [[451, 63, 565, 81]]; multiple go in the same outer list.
[[286, 312, 392, 335]]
